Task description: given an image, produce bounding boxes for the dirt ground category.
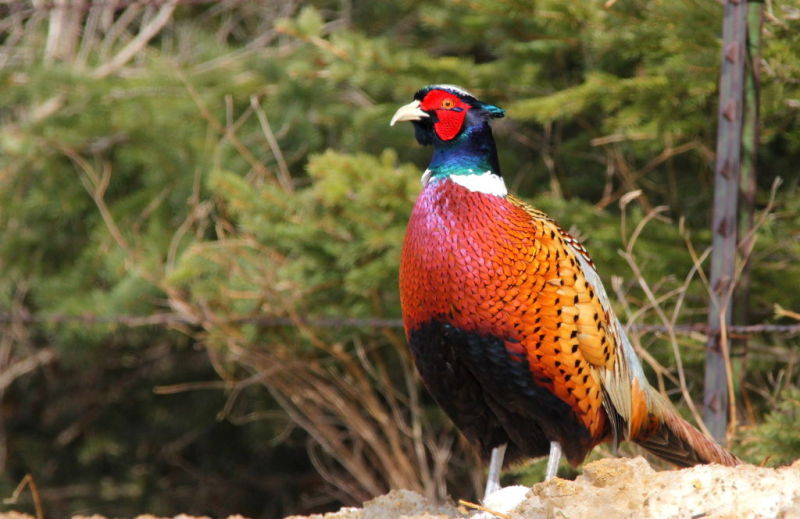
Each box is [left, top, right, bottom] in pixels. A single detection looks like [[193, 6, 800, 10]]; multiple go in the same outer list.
[[3, 456, 799, 519]]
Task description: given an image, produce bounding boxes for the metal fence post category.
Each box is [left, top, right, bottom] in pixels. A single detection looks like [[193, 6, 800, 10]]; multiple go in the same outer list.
[[704, 0, 749, 442]]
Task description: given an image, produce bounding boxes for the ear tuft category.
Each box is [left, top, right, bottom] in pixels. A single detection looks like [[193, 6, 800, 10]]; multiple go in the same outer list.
[[482, 103, 505, 119]]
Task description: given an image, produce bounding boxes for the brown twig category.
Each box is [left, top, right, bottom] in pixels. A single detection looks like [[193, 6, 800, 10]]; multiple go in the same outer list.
[[619, 203, 711, 436], [250, 95, 294, 193], [177, 69, 275, 181], [0, 349, 56, 392], [774, 304, 800, 321], [276, 24, 351, 61], [4, 474, 45, 519], [459, 499, 511, 519], [91, 0, 179, 78]]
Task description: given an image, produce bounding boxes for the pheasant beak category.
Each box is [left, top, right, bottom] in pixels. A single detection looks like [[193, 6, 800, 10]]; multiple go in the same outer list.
[[390, 100, 429, 126]]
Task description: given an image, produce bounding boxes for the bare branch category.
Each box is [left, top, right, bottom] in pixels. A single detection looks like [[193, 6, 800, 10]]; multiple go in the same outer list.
[[250, 95, 294, 193], [0, 349, 56, 392], [92, 0, 178, 78]]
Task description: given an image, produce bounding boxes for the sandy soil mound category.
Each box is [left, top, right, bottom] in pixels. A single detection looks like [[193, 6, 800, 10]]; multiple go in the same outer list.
[[287, 457, 800, 519], [2, 457, 799, 519]]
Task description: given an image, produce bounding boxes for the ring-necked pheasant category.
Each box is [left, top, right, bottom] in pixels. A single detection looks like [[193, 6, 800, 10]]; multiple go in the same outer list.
[[390, 84, 740, 497]]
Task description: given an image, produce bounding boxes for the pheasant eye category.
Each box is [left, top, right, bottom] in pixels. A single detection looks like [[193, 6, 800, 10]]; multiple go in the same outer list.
[[441, 98, 455, 109]]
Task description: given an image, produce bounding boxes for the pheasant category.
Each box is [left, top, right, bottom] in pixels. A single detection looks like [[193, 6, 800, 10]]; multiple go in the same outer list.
[[390, 84, 740, 497]]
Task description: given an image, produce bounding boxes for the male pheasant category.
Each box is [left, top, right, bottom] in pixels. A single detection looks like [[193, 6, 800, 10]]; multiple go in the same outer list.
[[390, 84, 740, 496]]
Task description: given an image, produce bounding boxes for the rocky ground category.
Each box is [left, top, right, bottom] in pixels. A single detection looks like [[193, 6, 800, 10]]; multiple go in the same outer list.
[[2, 457, 799, 519], [287, 457, 800, 519]]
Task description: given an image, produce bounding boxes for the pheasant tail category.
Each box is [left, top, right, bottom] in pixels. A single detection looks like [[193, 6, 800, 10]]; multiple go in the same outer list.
[[636, 396, 740, 467]]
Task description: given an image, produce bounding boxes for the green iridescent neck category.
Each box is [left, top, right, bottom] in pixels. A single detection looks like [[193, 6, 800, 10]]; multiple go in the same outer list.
[[428, 121, 501, 179]]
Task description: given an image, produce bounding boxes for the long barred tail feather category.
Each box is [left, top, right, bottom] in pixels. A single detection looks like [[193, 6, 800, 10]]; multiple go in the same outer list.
[[636, 405, 740, 467]]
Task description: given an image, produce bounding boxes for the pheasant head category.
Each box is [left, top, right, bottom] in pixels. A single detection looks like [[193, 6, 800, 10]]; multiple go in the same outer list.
[[391, 85, 506, 190]]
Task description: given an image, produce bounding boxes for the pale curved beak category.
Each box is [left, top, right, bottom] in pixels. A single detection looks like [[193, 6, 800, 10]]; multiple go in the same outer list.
[[390, 100, 429, 126]]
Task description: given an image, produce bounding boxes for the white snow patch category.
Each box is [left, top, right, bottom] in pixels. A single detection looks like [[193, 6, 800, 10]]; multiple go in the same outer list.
[[480, 485, 530, 516]]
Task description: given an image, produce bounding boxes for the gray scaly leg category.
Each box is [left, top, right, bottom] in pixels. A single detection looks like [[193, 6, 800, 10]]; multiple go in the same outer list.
[[483, 443, 507, 498], [544, 441, 561, 481]]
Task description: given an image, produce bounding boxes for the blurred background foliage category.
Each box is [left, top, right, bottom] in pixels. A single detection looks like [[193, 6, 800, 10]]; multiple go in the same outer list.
[[1, 0, 800, 517]]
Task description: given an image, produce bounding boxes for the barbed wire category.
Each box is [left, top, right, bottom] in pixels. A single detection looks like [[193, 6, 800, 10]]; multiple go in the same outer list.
[[1, 312, 800, 336]]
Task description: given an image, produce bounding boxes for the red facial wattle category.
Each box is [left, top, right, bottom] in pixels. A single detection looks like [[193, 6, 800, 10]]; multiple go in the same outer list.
[[419, 90, 471, 141]]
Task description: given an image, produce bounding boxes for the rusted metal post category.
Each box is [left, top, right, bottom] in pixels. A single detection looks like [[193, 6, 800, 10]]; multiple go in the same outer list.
[[704, 0, 748, 442]]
